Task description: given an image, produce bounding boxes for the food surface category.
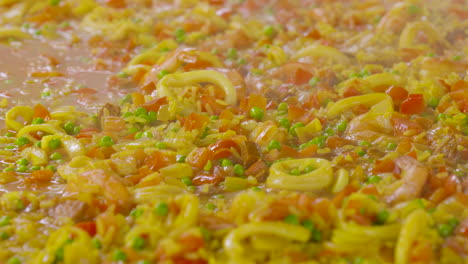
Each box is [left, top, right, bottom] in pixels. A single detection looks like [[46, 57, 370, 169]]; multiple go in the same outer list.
[[0, 0, 467, 263]]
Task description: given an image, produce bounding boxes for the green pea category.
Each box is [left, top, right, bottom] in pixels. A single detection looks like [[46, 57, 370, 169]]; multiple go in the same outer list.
[[0, 231, 9, 240], [336, 120, 347, 132], [158, 69, 170, 79], [290, 168, 301, 176], [206, 203, 216, 210], [251, 187, 261, 191], [148, 111, 157, 122], [227, 48, 237, 59], [221, 159, 232, 167], [367, 175, 381, 184], [130, 208, 144, 219], [154, 202, 169, 216], [263, 25, 275, 38], [91, 238, 102, 249], [155, 142, 167, 149], [46, 165, 57, 172], [48, 138, 61, 150], [279, 118, 290, 129], [250, 106, 264, 120], [3, 167, 14, 172], [277, 102, 288, 115], [135, 132, 143, 139], [387, 142, 397, 150], [302, 219, 314, 231], [176, 155, 186, 163], [375, 210, 389, 225], [356, 150, 367, 157], [16, 165, 28, 173], [309, 77, 320, 86], [16, 158, 29, 166], [49, 0, 60, 6], [0, 216, 11, 227], [63, 122, 76, 134], [174, 28, 186, 43], [142, 131, 153, 138], [32, 118, 44, 124], [112, 249, 127, 261], [132, 236, 145, 250], [181, 176, 192, 186], [99, 136, 114, 147], [284, 214, 300, 225], [289, 122, 305, 136], [311, 229, 322, 242], [135, 107, 147, 116], [233, 164, 245, 176], [428, 97, 439, 108], [50, 152, 62, 160], [6, 257, 21, 264], [268, 140, 281, 150], [303, 165, 315, 174], [437, 224, 453, 238], [15, 137, 30, 147]]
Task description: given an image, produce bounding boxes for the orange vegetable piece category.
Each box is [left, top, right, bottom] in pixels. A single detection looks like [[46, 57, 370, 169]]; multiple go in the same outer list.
[[144, 151, 174, 171], [182, 112, 210, 132], [25, 169, 54, 184], [385, 85, 408, 105], [178, 233, 205, 252], [141, 97, 168, 112], [75, 221, 97, 237], [400, 94, 425, 115], [33, 104, 51, 120], [186, 147, 211, 170]]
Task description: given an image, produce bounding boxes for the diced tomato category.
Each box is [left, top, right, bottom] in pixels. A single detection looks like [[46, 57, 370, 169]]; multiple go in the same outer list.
[[141, 97, 168, 112], [182, 113, 210, 132], [293, 68, 313, 85], [332, 184, 359, 208], [244, 160, 268, 178], [298, 144, 318, 157], [288, 105, 307, 121], [71, 87, 97, 94], [385, 85, 408, 105], [33, 104, 51, 120], [208, 139, 240, 160], [24, 169, 54, 184], [247, 93, 267, 112], [391, 115, 423, 136], [75, 221, 97, 237], [409, 240, 434, 262], [400, 94, 425, 115], [280, 145, 299, 158], [178, 233, 205, 252], [312, 198, 333, 221], [361, 184, 379, 196], [219, 108, 235, 120], [186, 147, 211, 170], [106, 0, 126, 8], [326, 136, 353, 149], [172, 257, 207, 264], [144, 151, 174, 171], [192, 171, 224, 186], [261, 200, 292, 221], [343, 86, 361, 98], [372, 158, 396, 174]]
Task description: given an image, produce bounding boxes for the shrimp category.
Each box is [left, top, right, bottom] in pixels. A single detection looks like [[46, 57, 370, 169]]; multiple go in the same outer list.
[[385, 156, 429, 205]]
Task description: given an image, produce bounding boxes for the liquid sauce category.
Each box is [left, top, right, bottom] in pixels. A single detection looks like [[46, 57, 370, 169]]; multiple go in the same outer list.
[[0, 0, 467, 263]]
